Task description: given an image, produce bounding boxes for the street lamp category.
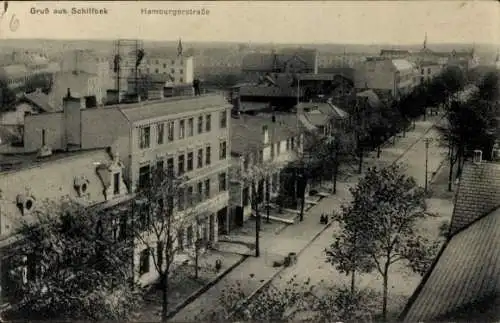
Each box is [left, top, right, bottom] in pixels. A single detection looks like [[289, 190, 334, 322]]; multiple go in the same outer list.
[[424, 137, 433, 193]]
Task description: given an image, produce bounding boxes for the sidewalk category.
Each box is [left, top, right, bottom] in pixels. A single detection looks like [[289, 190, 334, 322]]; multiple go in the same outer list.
[[168, 115, 442, 322]]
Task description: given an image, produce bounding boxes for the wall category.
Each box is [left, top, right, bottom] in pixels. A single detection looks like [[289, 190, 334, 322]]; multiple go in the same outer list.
[[128, 106, 231, 193], [80, 108, 129, 150], [354, 60, 395, 91], [24, 113, 64, 152], [0, 103, 36, 126]]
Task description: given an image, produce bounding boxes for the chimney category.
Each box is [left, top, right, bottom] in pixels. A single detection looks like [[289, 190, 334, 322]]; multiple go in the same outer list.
[[63, 91, 83, 150], [473, 150, 482, 164], [262, 125, 269, 145]]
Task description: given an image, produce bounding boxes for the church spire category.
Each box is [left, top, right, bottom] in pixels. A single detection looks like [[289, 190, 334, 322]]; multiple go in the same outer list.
[[423, 32, 428, 50], [177, 38, 183, 57]]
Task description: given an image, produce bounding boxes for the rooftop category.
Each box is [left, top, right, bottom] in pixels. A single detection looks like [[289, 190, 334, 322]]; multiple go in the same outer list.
[[401, 160, 500, 322], [392, 59, 414, 71], [0, 148, 109, 174], [106, 93, 230, 123]]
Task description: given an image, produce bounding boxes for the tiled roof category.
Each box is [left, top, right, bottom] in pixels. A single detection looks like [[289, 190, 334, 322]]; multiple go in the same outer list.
[[116, 94, 231, 123], [392, 59, 414, 71], [401, 206, 500, 322], [356, 90, 382, 109], [298, 114, 317, 132], [22, 92, 56, 113], [449, 161, 500, 235], [304, 112, 329, 126]]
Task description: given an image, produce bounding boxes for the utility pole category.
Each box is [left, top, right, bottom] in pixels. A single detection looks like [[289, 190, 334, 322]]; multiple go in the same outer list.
[[424, 137, 433, 193]]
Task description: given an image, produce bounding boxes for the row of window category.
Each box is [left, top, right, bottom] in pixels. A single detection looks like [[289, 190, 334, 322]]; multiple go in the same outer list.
[[138, 111, 228, 149], [147, 58, 183, 66], [138, 142, 227, 189], [420, 67, 433, 75]]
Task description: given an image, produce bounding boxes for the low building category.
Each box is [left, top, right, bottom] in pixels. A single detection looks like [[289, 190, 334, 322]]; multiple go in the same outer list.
[[242, 49, 318, 82], [401, 151, 500, 322], [229, 113, 303, 230], [0, 148, 129, 307], [140, 53, 194, 85]]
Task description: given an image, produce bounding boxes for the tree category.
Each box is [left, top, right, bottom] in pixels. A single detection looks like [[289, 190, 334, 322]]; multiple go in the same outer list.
[[326, 164, 440, 320], [196, 275, 376, 322], [237, 152, 281, 257], [4, 198, 140, 321], [126, 163, 207, 323], [0, 79, 17, 112], [437, 89, 498, 190]]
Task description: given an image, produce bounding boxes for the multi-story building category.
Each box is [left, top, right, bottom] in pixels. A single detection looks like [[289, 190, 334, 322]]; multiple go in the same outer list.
[[354, 57, 417, 99], [229, 113, 303, 230], [419, 61, 442, 83], [21, 92, 232, 285], [139, 55, 194, 85]]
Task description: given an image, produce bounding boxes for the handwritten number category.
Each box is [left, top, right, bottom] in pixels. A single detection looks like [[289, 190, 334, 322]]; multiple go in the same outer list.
[[9, 13, 18, 31]]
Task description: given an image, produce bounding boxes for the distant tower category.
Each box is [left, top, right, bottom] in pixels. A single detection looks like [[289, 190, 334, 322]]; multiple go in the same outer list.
[[112, 39, 144, 100], [423, 32, 428, 50], [177, 38, 183, 57]]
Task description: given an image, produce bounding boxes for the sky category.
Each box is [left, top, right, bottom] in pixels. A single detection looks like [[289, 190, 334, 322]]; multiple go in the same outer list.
[[0, 1, 498, 45]]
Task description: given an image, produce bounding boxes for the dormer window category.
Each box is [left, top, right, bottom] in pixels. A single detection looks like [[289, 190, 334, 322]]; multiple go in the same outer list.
[[74, 176, 90, 197], [16, 193, 36, 216]]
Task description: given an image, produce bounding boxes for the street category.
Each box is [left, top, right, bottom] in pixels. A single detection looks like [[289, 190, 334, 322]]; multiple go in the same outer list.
[[267, 117, 452, 318], [169, 115, 451, 321]]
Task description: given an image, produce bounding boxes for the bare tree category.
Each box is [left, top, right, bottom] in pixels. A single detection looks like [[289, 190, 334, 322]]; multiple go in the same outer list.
[[126, 162, 209, 322]]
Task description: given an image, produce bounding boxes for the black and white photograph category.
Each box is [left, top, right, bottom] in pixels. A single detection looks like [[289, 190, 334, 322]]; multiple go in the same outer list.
[[0, 1, 498, 322]]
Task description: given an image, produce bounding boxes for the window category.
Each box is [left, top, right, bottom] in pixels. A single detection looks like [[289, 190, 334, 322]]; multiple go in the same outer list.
[[155, 60, 159, 64], [167, 157, 174, 177], [205, 114, 211, 132], [188, 118, 194, 137], [219, 141, 227, 160], [177, 229, 184, 251], [187, 186, 193, 207], [243, 155, 249, 171], [427, 68, 431, 74], [139, 248, 150, 275], [171, 60, 175, 65], [138, 165, 151, 190], [219, 110, 227, 129], [180, 69, 184, 74], [206, 146, 211, 165], [157, 123, 165, 145], [291, 137, 295, 150], [139, 126, 151, 149], [156, 160, 164, 180], [171, 68, 175, 74], [218, 173, 227, 192], [242, 187, 249, 207], [197, 148, 203, 168], [204, 179, 210, 199], [186, 225, 194, 247], [259, 150, 264, 164], [276, 142, 281, 155], [155, 68, 159, 74], [421, 68, 424, 75], [180, 77, 183, 83], [187, 152, 194, 171], [163, 63, 167, 68], [113, 173, 120, 195], [179, 120, 185, 139], [197, 181, 203, 201], [167, 121, 174, 141], [178, 154, 185, 175], [197, 116, 203, 134], [178, 187, 185, 211]]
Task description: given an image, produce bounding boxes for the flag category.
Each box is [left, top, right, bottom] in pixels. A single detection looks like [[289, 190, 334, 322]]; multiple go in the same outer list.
[[135, 49, 145, 67], [177, 39, 183, 57]]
